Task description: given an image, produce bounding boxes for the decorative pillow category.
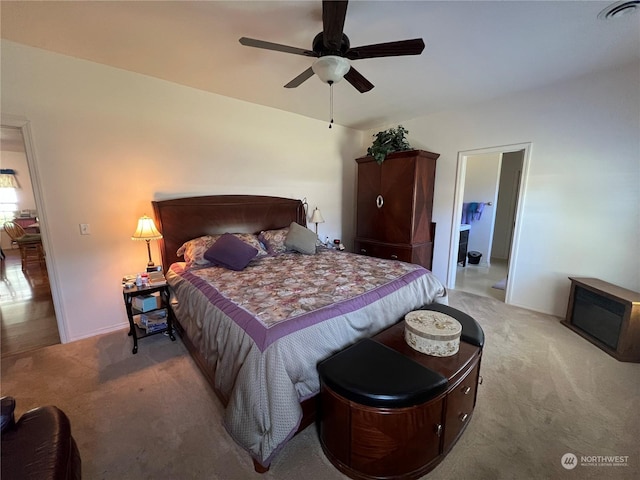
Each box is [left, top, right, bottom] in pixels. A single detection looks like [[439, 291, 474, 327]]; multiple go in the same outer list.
[[284, 222, 318, 255], [258, 227, 290, 255], [232, 233, 268, 257], [203, 233, 258, 271], [177, 233, 267, 268], [176, 235, 217, 268]]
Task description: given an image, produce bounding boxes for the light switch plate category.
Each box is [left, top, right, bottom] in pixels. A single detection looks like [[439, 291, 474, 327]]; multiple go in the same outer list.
[[79, 223, 91, 235]]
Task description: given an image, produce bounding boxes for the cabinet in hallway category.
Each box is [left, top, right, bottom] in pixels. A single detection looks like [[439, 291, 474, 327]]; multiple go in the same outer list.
[[354, 149, 439, 270]]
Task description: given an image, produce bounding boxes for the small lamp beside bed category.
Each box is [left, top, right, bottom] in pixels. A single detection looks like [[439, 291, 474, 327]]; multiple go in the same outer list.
[[131, 215, 163, 267], [310, 207, 324, 235]]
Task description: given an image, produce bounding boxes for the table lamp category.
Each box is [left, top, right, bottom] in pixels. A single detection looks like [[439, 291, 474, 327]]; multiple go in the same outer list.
[[310, 207, 325, 235], [131, 215, 163, 266]]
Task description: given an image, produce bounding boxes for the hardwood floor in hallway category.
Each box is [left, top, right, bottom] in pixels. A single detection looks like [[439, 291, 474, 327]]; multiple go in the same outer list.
[[1, 248, 60, 357]]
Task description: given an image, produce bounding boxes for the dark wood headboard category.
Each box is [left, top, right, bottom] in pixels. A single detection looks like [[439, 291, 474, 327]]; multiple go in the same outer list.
[[152, 195, 306, 269]]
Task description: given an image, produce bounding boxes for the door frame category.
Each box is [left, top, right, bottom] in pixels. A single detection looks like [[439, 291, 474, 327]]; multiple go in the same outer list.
[[447, 142, 532, 304], [2, 114, 69, 342]]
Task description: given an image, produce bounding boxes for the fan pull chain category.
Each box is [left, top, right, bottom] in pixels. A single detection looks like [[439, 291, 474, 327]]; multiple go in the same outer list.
[[329, 81, 334, 129]]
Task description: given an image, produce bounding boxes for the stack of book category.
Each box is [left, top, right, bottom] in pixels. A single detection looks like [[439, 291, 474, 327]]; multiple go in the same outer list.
[[148, 271, 167, 286], [135, 309, 168, 333]]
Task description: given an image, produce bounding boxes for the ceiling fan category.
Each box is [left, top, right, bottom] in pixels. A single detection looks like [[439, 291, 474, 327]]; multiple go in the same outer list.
[[239, 0, 425, 93]]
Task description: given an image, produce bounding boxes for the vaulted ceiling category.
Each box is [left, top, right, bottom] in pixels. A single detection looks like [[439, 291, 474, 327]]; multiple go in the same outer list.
[[1, 1, 639, 130]]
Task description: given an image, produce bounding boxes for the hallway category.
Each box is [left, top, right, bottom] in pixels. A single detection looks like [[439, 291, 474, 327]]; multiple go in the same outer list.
[[1, 248, 59, 357]]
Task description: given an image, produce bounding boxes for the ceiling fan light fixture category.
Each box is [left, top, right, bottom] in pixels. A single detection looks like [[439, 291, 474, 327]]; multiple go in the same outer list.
[[312, 55, 350, 84], [598, 0, 640, 19]]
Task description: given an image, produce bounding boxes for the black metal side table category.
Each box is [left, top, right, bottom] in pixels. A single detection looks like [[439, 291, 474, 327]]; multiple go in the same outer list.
[[122, 281, 175, 354]]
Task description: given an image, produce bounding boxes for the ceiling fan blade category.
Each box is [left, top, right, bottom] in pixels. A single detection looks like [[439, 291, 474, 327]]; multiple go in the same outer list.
[[344, 66, 374, 93], [284, 67, 315, 88], [322, 0, 348, 51], [239, 37, 317, 57], [345, 38, 425, 60]]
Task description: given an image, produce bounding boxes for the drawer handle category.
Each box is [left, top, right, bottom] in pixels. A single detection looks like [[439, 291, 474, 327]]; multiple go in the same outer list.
[[436, 424, 442, 437], [459, 413, 469, 423], [462, 386, 471, 395], [376, 195, 384, 209], [479, 375, 483, 385], [390, 254, 398, 259], [360, 248, 367, 254]]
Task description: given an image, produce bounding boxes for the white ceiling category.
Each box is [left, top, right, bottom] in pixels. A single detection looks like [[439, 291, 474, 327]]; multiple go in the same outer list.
[[1, 1, 639, 130]]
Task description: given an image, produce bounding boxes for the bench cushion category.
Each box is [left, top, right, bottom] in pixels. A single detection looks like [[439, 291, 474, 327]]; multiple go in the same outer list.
[[318, 338, 447, 408]]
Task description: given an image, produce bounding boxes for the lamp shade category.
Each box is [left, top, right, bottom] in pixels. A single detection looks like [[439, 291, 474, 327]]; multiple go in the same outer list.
[[312, 56, 350, 84], [131, 215, 163, 241], [310, 207, 325, 225]]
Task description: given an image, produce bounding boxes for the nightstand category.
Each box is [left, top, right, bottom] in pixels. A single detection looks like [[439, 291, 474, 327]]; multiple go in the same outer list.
[[122, 278, 176, 354]]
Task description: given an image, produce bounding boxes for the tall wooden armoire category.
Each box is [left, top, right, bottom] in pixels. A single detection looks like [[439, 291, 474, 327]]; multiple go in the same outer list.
[[354, 149, 439, 270]]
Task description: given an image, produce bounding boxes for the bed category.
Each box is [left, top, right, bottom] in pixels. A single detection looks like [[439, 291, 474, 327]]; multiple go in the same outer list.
[[152, 195, 447, 471]]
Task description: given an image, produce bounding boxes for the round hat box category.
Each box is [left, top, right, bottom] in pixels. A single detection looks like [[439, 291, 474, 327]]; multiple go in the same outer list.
[[404, 310, 462, 357]]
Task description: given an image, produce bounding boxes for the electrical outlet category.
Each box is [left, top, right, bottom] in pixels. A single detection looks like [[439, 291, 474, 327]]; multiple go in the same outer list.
[[79, 223, 91, 235]]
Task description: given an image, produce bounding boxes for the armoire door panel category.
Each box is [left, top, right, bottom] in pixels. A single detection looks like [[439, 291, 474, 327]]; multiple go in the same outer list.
[[380, 157, 415, 244], [412, 158, 437, 242], [356, 160, 384, 239]]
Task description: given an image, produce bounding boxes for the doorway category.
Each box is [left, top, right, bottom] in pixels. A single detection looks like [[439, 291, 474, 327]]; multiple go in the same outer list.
[[1, 120, 63, 355], [447, 143, 531, 304]]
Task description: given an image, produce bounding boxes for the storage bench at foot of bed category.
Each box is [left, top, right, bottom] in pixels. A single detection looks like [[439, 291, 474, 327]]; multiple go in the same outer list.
[[317, 304, 484, 480]]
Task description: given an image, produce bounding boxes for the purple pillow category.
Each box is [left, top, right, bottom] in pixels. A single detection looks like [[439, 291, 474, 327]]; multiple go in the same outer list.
[[203, 233, 258, 271]]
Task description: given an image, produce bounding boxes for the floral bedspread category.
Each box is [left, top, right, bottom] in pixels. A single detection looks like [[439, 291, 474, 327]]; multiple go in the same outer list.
[[172, 249, 430, 351], [195, 248, 422, 322], [167, 249, 447, 468]]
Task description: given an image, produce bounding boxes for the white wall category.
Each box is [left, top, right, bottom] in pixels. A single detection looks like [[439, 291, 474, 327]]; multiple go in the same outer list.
[[366, 61, 640, 316], [1, 40, 364, 342], [3, 39, 638, 334]]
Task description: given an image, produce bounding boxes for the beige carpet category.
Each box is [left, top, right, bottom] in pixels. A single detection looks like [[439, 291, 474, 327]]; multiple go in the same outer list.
[[2, 290, 639, 479]]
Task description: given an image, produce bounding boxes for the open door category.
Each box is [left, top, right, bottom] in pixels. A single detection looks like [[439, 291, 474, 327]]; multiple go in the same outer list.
[[448, 143, 531, 304], [1, 116, 68, 353]]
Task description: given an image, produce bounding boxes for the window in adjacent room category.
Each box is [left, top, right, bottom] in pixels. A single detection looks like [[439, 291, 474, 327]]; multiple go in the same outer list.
[[0, 187, 17, 223]]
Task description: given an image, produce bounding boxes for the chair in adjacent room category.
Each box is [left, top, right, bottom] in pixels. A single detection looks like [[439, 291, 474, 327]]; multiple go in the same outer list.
[[3, 221, 45, 271]]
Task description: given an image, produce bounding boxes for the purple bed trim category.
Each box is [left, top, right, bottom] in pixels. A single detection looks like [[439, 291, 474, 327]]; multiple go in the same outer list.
[[171, 262, 427, 352]]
